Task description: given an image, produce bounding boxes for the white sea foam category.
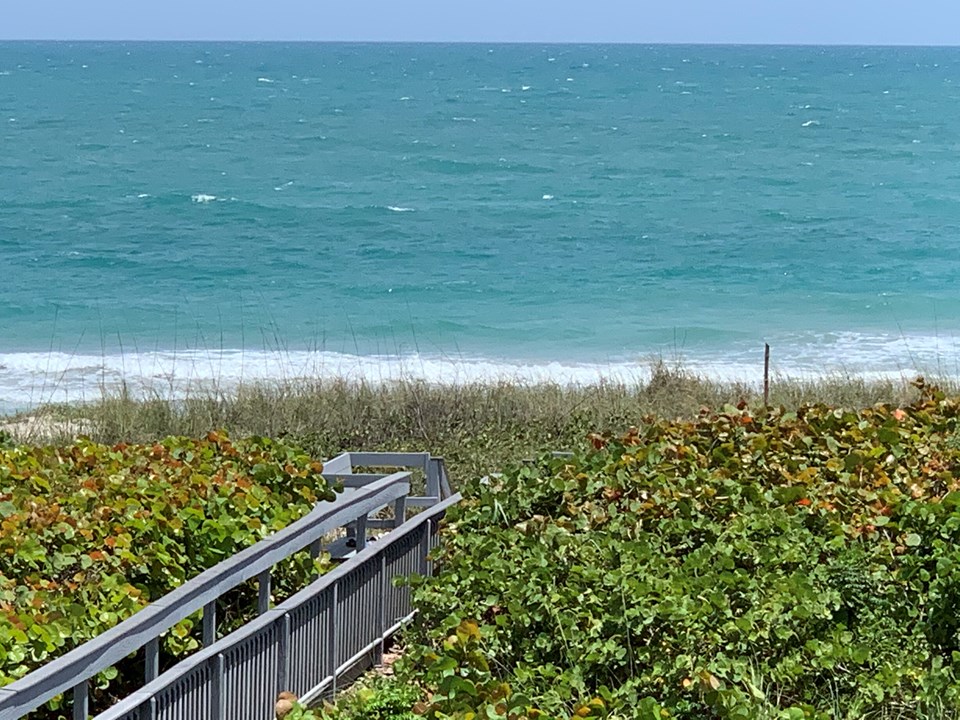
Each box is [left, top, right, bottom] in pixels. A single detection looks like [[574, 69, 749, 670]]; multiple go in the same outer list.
[[542, 194, 555, 200], [521, 85, 532, 91], [802, 120, 819, 127], [2, 335, 958, 413], [387, 206, 415, 212], [191, 194, 217, 203], [257, 77, 275, 83], [137, 193, 150, 198]]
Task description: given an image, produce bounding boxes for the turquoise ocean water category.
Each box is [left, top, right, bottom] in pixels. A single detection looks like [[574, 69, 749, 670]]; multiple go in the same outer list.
[[3, 42, 960, 410]]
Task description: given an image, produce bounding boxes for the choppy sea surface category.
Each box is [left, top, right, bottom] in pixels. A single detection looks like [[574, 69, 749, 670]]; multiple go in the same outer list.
[[3, 42, 960, 411]]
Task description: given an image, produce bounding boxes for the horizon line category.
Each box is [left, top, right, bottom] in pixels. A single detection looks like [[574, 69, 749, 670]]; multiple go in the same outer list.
[[2, 39, 960, 48]]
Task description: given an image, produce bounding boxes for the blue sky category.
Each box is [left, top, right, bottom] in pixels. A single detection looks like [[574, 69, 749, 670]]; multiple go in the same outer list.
[[3, 0, 959, 44]]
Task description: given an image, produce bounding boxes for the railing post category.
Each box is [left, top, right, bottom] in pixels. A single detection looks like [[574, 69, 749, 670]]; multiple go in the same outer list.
[[145, 637, 160, 682], [258, 569, 272, 615], [278, 613, 291, 693], [72, 680, 88, 720], [419, 520, 430, 576], [378, 554, 387, 661], [355, 513, 368, 552], [210, 653, 226, 720], [203, 601, 217, 647], [438, 459, 452, 499], [140, 697, 157, 720], [393, 495, 407, 528], [427, 458, 440, 504]]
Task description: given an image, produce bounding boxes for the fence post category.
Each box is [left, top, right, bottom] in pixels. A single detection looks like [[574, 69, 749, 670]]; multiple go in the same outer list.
[[764, 343, 771, 406], [72, 680, 88, 720]]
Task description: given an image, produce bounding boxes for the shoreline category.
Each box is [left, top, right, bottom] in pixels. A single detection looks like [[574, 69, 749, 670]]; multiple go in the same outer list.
[[2, 346, 958, 416]]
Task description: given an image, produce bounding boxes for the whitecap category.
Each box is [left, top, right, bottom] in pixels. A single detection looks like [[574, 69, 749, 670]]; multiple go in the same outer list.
[[399, 96, 411, 101], [452, 117, 476, 122], [137, 193, 150, 198], [387, 206, 415, 212], [566, 78, 574, 82], [542, 194, 554, 200], [521, 85, 531, 91], [191, 194, 217, 203], [801, 120, 819, 127], [257, 77, 274, 83]]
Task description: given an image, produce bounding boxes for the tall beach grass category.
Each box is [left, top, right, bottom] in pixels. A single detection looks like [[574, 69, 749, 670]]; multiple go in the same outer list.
[[2, 361, 951, 482]]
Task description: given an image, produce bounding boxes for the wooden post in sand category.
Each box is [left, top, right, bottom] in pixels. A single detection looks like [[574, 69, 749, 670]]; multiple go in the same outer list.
[[763, 343, 771, 406]]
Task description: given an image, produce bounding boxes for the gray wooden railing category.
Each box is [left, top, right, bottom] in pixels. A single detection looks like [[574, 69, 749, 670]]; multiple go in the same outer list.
[[0, 452, 456, 720]]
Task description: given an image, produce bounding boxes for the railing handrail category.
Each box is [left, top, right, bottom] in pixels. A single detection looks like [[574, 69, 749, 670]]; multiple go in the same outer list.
[[94, 492, 463, 720], [0, 468, 412, 720]]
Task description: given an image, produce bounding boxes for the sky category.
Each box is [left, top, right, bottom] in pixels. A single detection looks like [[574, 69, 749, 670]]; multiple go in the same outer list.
[[2, 0, 959, 45]]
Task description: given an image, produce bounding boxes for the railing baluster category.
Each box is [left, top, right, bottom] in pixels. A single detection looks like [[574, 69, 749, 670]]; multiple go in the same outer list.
[[378, 555, 387, 661], [328, 583, 339, 696]]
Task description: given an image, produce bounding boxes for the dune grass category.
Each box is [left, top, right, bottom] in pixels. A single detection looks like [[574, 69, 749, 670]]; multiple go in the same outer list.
[[2, 363, 949, 483]]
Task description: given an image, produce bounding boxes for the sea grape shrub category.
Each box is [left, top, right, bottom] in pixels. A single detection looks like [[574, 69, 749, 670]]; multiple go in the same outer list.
[[0, 431, 336, 711], [406, 380, 960, 719]]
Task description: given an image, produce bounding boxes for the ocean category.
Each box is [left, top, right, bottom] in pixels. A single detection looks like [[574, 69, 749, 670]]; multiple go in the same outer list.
[[2, 42, 960, 411]]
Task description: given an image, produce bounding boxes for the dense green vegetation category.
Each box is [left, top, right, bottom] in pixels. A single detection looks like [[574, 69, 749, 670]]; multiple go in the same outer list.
[[5, 369, 960, 719], [318, 379, 960, 719], [0, 432, 335, 714]]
